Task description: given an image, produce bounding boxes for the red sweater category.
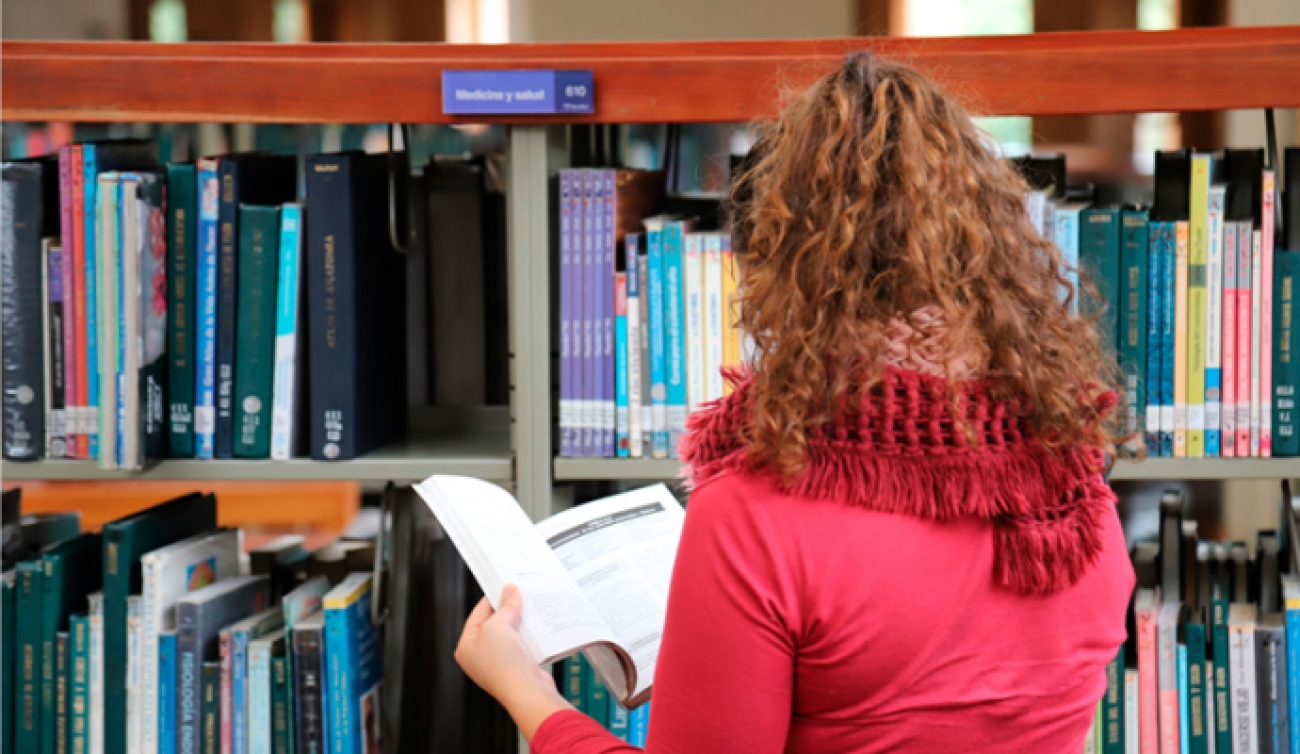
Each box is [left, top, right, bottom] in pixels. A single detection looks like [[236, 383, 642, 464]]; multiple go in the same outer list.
[[532, 368, 1136, 753]]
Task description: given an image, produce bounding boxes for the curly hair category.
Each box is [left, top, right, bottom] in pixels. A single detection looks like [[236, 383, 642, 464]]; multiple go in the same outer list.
[[728, 52, 1121, 481]]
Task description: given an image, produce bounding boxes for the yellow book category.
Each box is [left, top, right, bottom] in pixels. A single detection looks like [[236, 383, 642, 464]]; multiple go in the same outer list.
[[1187, 155, 1211, 457], [1174, 221, 1190, 458], [720, 238, 740, 392]]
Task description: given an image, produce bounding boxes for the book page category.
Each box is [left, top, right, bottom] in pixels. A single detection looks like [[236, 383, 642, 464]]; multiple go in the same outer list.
[[534, 484, 685, 703], [414, 476, 614, 664]]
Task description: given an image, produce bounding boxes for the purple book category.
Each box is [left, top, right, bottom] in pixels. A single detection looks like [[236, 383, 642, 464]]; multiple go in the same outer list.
[[582, 171, 597, 456], [576, 170, 589, 457], [559, 171, 574, 457], [601, 170, 617, 456]]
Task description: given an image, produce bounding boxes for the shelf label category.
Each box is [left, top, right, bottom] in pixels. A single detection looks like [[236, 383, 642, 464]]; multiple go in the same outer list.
[[442, 70, 594, 115]]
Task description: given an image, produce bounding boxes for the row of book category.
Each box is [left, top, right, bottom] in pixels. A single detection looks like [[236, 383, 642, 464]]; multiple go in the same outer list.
[[558, 655, 650, 745], [1087, 485, 1300, 754], [0, 491, 383, 754], [1022, 147, 1300, 459], [557, 168, 746, 459], [1, 142, 408, 466]]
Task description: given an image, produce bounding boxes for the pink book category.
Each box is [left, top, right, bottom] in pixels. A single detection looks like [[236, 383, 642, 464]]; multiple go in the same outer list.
[[1222, 222, 1237, 457], [1237, 222, 1253, 454], [69, 146, 87, 458], [1261, 171, 1276, 457], [1136, 590, 1161, 754], [220, 630, 234, 754], [57, 146, 79, 458]]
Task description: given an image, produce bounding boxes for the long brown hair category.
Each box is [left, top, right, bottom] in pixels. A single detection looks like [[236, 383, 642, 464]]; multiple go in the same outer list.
[[728, 52, 1120, 481]]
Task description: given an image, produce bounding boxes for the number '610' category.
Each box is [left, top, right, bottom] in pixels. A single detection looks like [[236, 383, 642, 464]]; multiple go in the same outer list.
[[565, 85, 588, 97]]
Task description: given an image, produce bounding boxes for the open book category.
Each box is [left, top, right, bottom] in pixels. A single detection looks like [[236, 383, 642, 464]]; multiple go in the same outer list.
[[414, 475, 685, 708]]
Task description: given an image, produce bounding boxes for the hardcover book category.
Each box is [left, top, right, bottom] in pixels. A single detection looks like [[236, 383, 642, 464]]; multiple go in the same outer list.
[[559, 170, 576, 456], [38, 532, 102, 754], [16, 560, 44, 754], [291, 612, 326, 754], [1119, 208, 1149, 458], [1276, 249, 1300, 456], [233, 205, 282, 459], [194, 160, 221, 459], [167, 163, 198, 458], [44, 240, 67, 459], [625, 234, 644, 458]]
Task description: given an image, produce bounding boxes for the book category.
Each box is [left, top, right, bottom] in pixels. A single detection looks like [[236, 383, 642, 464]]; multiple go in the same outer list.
[[194, 160, 221, 459], [128, 596, 144, 754], [663, 220, 691, 453], [683, 232, 706, 412], [2, 570, 14, 754], [44, 239, 67, 459], [55, 631, 67, 754], [1282, 575, 1300, 754], [1119, 209, 1148, 458], [248, 535, 307, 603], [562, 655, 584, 710], [629, 703, 650, 747], [414, 476, 685, 708], [160, 630, 177, 754], [279, 576, 329, 752], [1254, 229, 1265, 456], [1178, 621, 1189, 754], [721, 236, 740, 385], [1277, 248, 1300, 456], [1175, 221, 1191, 458], [232, 205, 282, 459], [305, 152, 408, 461], [559, 171, 576, 457], [643, 216, 671, 458], [57, 146, 80, 459], [1148, 221, 1166, 455], [1162, 223, 1178, 457], [270, 655, 290, 754], [166, 163, 198, 458], [269, 204, 305, 462], [581, 171, 596, 456], [1187, 613, 1208, 754], [1081, 206, 1121, 356], [70, 614, 90, 754], [39, 533, 101, 754], [1225, 214, 1240, 457], [608, 696, 630, 742], [703, 233, 725, 403], [1207, 182, 1227, 457], [1262, 171, 1278, 457], [102, 493, 218, 754], [1239, 221, 1256, 456], [1257, 613, 1291, 754], [638, 252, 653, 454], [1126, 665, 1140, 754], [215, 155, 297, 459], [1055, 200, 1088, 310], [1188, 154, 1212, 457], [290, 613, 326, 754], [625, 234, 644, 458], [1159, 601, 1183, 754], [322, 574, 383, 754], [584, 657, 609, 729], [1136, 588, 1162, 754], [225, 609, 283, 754], [1231, 603, 1260, 754], [16, 561, 44, 754], [614, 272, 630, 458], [201, 662, 220, 754], [601, 171, 616, 457], [117, 170, 168, 469], [88, 592, 103, 754], [246, 629, 286, 754], [2, 159, 56, 460], [1213, 585, 1234, 754], [176, 576, 271, 754]]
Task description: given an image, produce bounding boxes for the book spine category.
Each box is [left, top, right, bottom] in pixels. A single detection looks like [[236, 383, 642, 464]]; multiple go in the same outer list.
[[71, 615, 90, 754], [270, 204, 303, 462], [683, 232, 705, 412], [219, 633, 233, 754], [1206, 184, 1226, 457], [1121, 211, 1149, 457], [1253, 230, 1265, 456], [664, 222, 688, 453], [194, 162, 220, 459], [721, 236, 739, 386], [81, 148, 100, 460], [629, 703, 649, 747], [638, 253, 653, 453], [705, 234, 725, 403], [88, 593, 103, 754], [1285, 600, 1300, 754], [201, 663, 220, 754], [1214, 600, 1233, 753], [232, 636, 249, 754], [580, 171, 594, 457], [559, 171, 574, 457], [1139, 605, 1160, 754], [608, 697, 630, 742], [39, 550, 61, 754], [56, 632, 69, 754], [625, 234, 643, 458], [1179, 643, 1191, 754], [646, 224, 669, 459], [1239, 221, 1255, 455], [292, 627, 324, 754], [1056, 208, 1080, 311], [177, 604, 202, 754], [1175, 220, 1191, 458], [270, 657, 289, 754], [1127, 669, 1141, 754], [142, 558, 160, 754], [1188, 155, 1210, 457], [46, 242, 67, 459], [16, 565, 44, 754], [127, 596, 143, 754], [1231, 622, 1260, 754], [1162, 223, 1177, 457], [1207, 663, 1217, 754], [1224, 220, 1239, 457], [1276, 250, 1300, 455], [247, 647, 271, 754], [58, 147, 80, 458], [1148, 222, 1165, 455], [215, 161, 239, 458], [1189, 624, 1208, 754], [167, 164, 197, 458], [615, 272, 629, 458], [1104, 649, 1125, 754], [1262, 172, 1277, 456], [323, 607, 353, 754], [233, 206, 281, 459], [1257, 629, 1284, 754], [602, 170, 616, 457], [1, 164, 47, 460], [583, 658, 609, 729], [159, 632, 176, 754]]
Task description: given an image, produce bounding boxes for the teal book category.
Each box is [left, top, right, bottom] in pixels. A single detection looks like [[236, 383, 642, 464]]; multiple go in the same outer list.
[[1212, 596, 1233, 754], [607, 697, 630, 742], [1273, 249, 1300, 456], [16, 561, 43, 754], [232, 205, 281, 459], [1080, 206, 1122, 354], [54, 632, 67, 754], [1178, 640, 1190, 754], [40, 534, 102, 754], [200, 661, 220, 754], [1102, 648, 1124, 754], [270, 655, 290, 754], [583, 657, 610, 729], [101, 493, 217, 754], [1188, 619, 1209, 754], [69, 615, 89, 754], [1120, 209, 1150, 455], [3, 570, 15, 754], [322, 574, 383, 754], [562, 655, 584, 711], [662, 220, 689, 451], [166, 163, 198, 458]]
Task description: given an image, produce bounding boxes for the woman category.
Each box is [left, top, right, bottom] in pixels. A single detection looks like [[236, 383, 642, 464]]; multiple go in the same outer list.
[[456, 52, 1136, 753]]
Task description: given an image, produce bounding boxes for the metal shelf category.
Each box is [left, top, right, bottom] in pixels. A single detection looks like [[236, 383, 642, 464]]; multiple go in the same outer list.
[[2, 433, 513, 483], [555, 457, 1300, 483]]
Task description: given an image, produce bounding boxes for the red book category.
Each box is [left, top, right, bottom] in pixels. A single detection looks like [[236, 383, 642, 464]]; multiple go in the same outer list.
[[1136, 590, 1161, 754]]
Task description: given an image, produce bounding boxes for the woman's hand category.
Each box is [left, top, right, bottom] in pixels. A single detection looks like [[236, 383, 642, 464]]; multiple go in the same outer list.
[[456, 584, 573, 740]]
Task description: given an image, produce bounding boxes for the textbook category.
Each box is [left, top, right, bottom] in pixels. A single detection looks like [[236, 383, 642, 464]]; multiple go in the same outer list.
[[414, 476, 685, 708]]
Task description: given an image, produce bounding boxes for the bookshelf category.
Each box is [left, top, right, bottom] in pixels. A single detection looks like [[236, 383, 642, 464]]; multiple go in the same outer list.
[[4, 25, 1300, 519]]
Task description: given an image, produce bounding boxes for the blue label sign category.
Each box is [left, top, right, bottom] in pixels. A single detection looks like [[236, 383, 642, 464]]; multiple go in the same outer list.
[[442, 70, 594, 115]]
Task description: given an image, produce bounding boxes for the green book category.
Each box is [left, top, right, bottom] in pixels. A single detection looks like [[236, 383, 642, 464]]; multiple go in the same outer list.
[[1101, 648, 1124, 754], [1212, 596, 1232, 753], [232, 205, 282, 458], [68, 615, 88, 754], [1120, 208, 1150, 454], [16, 561, 44, 754], [1273, 249, 1300, 456], [271, 655, 290, 754], [1187, 619, 1208, 754], [4, 569, 16, 754], [101, 493, 217, 754], [201, 661, 221, 754], [166, 163, 198, 458], [563, 655, 584, 712], [54, 633, 67, 754], [1080, 206, 1122, 356], [583, 657, 610, 729], [40, 534, 101, 754]]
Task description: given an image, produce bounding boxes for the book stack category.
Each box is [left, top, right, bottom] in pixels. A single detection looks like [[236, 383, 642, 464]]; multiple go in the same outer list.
[[1083, 483, 1300, 754], [1, 144, 411, 466], [558, 655, 651, 745], [0, 491, 385, 754], [557, 168, 745, 460]]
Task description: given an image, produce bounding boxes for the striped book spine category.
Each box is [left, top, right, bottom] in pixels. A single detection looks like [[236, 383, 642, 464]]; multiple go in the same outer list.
[[1261, 171, 1277, 457], [1205, 183, 1226, 456], [1238, 221, 1255, 455], [1174, 221, 1191, 458], [1224, 217, 1239, 457], [1147, 222, 1164, 455]]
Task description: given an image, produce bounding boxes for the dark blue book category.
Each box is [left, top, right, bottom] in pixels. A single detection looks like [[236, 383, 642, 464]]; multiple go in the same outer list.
[[174, 575, 270, 754], [291, 612, 326, 754], [214, 155, 296, 458], [304, 152, 407, 460], [159, 630, 177, 754]]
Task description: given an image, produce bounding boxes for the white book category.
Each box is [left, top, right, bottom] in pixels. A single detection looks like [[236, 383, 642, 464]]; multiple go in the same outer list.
[[683, 232, 706, 410], [88, 591, 104, 754], [247, 627, 287, 754], [1125, 668, 1140, 754], [270, 203, 305, 461], [1228, 603, 1260, 754], [626, 236, 644, 458], [139, 529, 242, 754], [121, 182, 143, 470], [414, 475, 685, 708], [127, 595, 143, 754], [1055, 200, 1088, 311], [1251, 230, 1264, 456], [638, 253, 654, 456], [704, 234, 725, 402], [1206, 184, 1225, 453], [1025, 191, 1047, 237]]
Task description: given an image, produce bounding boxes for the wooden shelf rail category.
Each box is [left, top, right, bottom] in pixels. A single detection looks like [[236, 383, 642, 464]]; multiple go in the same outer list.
[[5, 26, 1300, 124]]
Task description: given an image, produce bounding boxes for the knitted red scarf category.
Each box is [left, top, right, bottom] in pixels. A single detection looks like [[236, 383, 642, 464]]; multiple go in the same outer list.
[[679, 366, 1119, 595]]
